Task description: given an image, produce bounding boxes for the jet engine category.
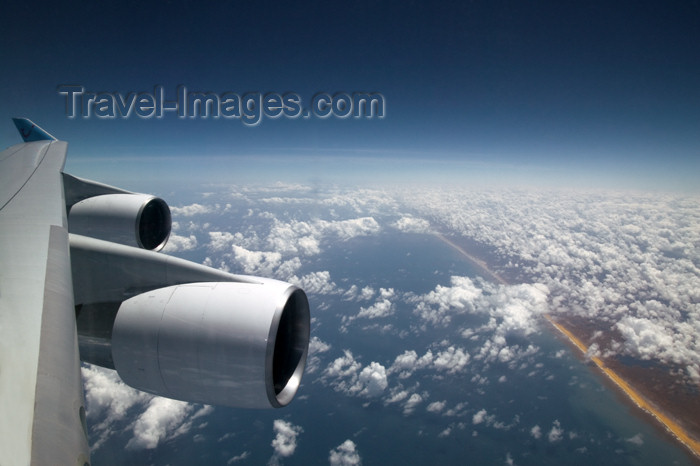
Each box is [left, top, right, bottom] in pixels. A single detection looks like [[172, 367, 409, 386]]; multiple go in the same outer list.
[[68, 193, 171, 251], [71, 234, 311, 409], [112, 281, 309, 408]]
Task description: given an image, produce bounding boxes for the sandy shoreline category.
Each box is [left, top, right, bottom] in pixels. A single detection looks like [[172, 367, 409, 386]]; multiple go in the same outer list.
[[433, 233, 507, 285], [545, 315, 700, 461], [435, 232, 700, 462]]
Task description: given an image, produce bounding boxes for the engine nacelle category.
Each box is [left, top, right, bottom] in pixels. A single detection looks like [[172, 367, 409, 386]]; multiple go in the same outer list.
[[68, 194, 171, 251], [111, 280, 310, 408]]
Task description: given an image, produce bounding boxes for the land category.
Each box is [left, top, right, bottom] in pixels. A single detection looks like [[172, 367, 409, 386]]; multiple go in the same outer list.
[[436, 231, 700, 463], [546, 314, 700, 462], [434, 233, 507, 285]]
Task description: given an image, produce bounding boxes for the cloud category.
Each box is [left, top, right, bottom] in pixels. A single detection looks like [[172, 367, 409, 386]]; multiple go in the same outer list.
[[384, 386, 410, 404], [472, 409, 491, 425], [426, 400, 447, 413], [231, 245, 283, 275], [82, 364, 213, 452], [547, 420, 564, 442], [162, 233, 198, 252], [444, 402, 469, 417], [82, 364, 149, 420], [343, 285, 375, 301], [356, 298, 394, 319], [402, 393, 423, 415], [82, 364, 151, 450], [318, 217, 381, 240], [324, 351, 362, 381], [126, 398, 197, 450], [359, 286, 376, 300], [290, 271, 338, 295], [483, 283, 549, 338], [410, 276, 483, 326], [403, 188, 700, 381], [359, 286, 374, 301], [306, 336, 332, 374], [387, 345, 470, 379], [353, 362, 388, 397], [471, 284, 547, 367], [270, 419, 303, 459], [309, 336, 331, 354], [208, 231, 239, 252], [505, 452, 515, 466], [227, 451, 251, 464], [224, 243, 302, 280], [170, 203, 212, 216], [392, 216, 431, 234], [433, 346, 471, 374], [276, 257, 303, 280], [470, 409, 518, 431], [626, 433, 644, 446], [323, 351, 389, 398], [615, 317, 684, 364], [406, 276, 547, 369], [233, 216, 381, 265], [387, 350, 433, 379], [530, 425, 542, 439], [329, 439, 362, 466], [341, 288, 397, 330], [266, 219, 321, 256]]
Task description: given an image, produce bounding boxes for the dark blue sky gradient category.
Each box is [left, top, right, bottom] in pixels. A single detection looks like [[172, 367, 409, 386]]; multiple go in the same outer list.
[[1, 1, 698, 189]]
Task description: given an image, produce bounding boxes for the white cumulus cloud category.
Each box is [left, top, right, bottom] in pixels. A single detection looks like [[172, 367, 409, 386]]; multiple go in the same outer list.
[[162, 233, 198, 252], [329, 439, 362, 466], [392, 216, 431, 233], [547, 420, 564, 442], [402, 393, 423, 415], [270, 419, 303, 459], [170, 203, 212, 216], [126, 398, 197, 450]]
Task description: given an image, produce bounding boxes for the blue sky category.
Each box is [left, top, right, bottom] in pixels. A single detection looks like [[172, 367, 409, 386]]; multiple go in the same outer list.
[[1, 1, 698, 190]]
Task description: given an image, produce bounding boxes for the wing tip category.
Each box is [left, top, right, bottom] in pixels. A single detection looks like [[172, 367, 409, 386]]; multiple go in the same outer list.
[[12, 118, 57, 142]]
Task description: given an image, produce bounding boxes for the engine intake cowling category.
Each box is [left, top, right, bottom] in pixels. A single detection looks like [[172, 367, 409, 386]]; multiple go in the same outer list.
[[111, 280, 310, 408], [68, 194, 171, 251]]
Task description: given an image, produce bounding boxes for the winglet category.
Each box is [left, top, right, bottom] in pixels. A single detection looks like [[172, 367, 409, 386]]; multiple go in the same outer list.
[[12, 118, 57, 142]]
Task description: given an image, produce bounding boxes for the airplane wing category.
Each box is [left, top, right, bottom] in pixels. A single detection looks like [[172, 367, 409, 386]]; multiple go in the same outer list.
[[0, 120, 90, 465], [0, 119, 310, 465]]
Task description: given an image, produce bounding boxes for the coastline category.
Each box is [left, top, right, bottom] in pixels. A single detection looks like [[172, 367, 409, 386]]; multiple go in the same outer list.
[[435, 231, 700, 462], [545, 315, 700, 462], [433, 233, 507, 285]]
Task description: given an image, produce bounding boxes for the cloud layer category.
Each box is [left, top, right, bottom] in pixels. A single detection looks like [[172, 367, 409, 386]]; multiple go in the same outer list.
[[84, 183, 699, 464]]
